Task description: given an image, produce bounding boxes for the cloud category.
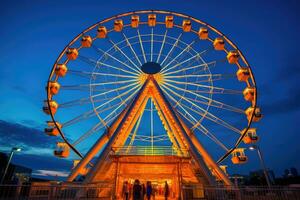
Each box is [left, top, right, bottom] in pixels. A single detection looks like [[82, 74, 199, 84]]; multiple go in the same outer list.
[[0, 119, 58, 151], [32, 170, 69, 177]]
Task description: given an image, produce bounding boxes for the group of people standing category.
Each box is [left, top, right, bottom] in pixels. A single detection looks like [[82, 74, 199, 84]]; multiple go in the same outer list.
[[122, 179, 170, 200]]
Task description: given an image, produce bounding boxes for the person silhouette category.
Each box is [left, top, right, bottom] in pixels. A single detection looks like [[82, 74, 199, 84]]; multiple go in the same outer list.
[[146, 181, 152, 200], [164, 181, 169, 200], [133, 179, 142, 200]]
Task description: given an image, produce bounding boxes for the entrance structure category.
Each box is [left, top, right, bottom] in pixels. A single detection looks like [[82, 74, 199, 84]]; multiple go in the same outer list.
[[43, 10, 262, 198]]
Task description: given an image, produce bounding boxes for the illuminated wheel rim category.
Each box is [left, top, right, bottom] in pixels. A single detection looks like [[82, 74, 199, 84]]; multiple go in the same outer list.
[[45, 10, 259, 165]]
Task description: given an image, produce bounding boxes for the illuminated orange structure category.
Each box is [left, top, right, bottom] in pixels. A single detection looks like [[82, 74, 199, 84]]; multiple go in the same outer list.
[[67, 76, 231, 198], [43, 10, 263, 198]]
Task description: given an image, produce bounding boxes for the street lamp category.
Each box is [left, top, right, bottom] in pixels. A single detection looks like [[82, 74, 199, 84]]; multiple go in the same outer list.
[[0, 147, 22, 184], [249, 145, 271, 187]]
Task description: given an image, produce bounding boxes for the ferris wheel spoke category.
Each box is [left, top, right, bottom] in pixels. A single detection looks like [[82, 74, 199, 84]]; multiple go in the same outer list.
[[78, 55, 137, 76], [137, 29, 147, 63], [91, 82, 138, 99], [91, 79, 137, 86], [156, 30, 168, 63], [59, 96, 113, 108], [91, 71, 137, 79], [162, 61, 217, 76], [102, 88, 141, 123], [92, 85, 141, 112], [160, 33, 183, 67], [194, 74, 236, 83], [164, 79, 242, 95], [150, 28, 154, 62], [162, 86, 230, 150], [106, 37, 142, 74], [122, 32, 143, 66], [174, 105, 229, 151], [72, 121, 105, 146], [92, 44, 141, 74], [163, 82, 244, 113], [62, 85, 139, 128], [162, 37, 199, 71], [62, 103, 121, 128], [62, 110, 95, 128], [162, 84, 241, 134], [194, 123, 229, 151], [161, 48, 209, 74], [68, 69, 137, 79]]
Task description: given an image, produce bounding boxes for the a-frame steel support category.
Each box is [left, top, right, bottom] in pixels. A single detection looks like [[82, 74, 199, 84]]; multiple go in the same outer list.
[[67, 75, 232, 186]]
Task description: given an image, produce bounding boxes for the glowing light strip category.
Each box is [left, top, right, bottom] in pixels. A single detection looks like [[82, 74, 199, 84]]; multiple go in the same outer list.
[[164, 79, 242, 94], [150, 28, 154, 62], [161, 49, 208, 74], [122, 32, 143, 66], [107, 38, 142, 74], [156, 30, 168, 63], [92, 44, 141, 74], [160, 33, 182, 66], [163, 61, 216, 76], [137, 29, 147, 63]]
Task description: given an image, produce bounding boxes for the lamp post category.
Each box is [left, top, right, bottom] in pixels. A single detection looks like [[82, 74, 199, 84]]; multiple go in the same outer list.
[[0, 147, 21, 184], [249, 145, 271, 187]]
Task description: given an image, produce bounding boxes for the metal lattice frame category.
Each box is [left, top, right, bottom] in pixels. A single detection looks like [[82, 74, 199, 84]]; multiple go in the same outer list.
[[45, 10, 258, 166]]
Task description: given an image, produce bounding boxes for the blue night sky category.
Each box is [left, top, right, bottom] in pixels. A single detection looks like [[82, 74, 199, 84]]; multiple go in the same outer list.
[[0, 0, 300, 180]]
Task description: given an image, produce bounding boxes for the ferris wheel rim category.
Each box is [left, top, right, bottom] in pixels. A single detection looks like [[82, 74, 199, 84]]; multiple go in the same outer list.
[[46, 9, 258, 164]]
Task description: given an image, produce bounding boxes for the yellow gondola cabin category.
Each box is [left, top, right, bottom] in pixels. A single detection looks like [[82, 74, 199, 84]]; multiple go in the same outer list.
[[45, 121, 61, 136], [231, 148, 247, 164], [81, 35, 92, 47], [43, 100, 58, 115], [213, 38, 225, 50], [54, 142, 70, 158]]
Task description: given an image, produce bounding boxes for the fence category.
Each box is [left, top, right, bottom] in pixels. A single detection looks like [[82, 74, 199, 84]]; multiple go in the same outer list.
[[0, 182, 113, 200], [182, 185, 300, 200], [0, 183, 300, 200]]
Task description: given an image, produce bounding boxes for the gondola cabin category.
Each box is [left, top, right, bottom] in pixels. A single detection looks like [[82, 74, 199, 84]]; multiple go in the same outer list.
[[81, 35, 92, 47], [55, 64, 68, 77], [165, 16, 174, 28], [45, 121, 61, 136], [243, 87, 255, 102], [198, 27, 208, 40], [131, 15, 139, 28], [97, 26, 107, 38], [114, 19, 123, 32], [245, 107, 262, 122], [236, 67, 250, 82], [66, 48, 78, 60], [213, 38, 225, 51], [231, 148, 247, 164], [54, 142, 70, 158], [148, 14, 156, 26], [242, 128, 258, 144], [182, 20, 191, 32], [48, 81, 60, 95], [227, 51, 240, 64], [43, 100, 58, 115]]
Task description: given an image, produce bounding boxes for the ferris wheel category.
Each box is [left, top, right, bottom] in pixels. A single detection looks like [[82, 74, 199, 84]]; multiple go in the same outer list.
[[43, 10, 262, 170]]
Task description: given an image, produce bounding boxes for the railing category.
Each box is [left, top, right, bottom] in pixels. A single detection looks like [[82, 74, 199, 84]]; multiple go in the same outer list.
[[0, 183, 113, 200], [111, 146, 190, 157], [0, 183, 300, 199], [182, 185, 300, 200]]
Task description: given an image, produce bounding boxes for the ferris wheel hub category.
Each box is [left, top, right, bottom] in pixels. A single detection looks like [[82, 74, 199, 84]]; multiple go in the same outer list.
[[141, 62, 161, 74]]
